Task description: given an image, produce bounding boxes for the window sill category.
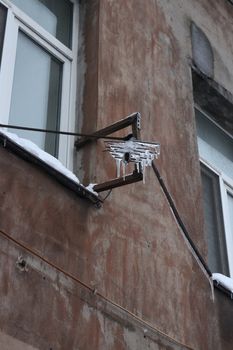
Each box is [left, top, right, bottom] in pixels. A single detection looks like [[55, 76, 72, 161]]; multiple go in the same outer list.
[[0, 132, 101, 207], [214, 280, 233, 300]]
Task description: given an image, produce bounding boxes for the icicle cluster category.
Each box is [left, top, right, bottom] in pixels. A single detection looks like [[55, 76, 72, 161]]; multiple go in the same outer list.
[[105, 140, 160, 184]]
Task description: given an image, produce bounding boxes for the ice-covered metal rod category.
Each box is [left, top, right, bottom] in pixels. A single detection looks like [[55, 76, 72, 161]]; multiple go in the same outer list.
[[105, 139, 160, 183]]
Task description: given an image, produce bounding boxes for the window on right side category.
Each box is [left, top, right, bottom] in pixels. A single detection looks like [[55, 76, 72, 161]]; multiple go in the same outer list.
[[196, 107, 233, 277]]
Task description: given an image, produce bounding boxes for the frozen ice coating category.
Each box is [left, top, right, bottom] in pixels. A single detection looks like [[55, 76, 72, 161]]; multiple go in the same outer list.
[[0, 128, 81, 185], [105, 139, 160, 183], [116, 158, 121, 178], [212, 273, 233, 293]]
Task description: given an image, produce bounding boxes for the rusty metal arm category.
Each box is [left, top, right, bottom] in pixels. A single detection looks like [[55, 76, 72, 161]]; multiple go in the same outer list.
[[75, 112, 141, 149], [76, 112, 142, 193], [93, 171, 143, 193]]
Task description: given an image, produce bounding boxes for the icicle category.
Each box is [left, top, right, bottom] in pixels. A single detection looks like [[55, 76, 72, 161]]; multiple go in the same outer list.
[[210, 277, 215, 302], [143, 166, 146, 184], [122, 162, 126, 180], [116, 158, 121, 177], [142, 159, 146, 184], [104, 139, 160, 181]]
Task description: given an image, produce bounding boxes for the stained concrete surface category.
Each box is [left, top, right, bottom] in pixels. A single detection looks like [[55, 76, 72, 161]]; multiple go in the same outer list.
[[1, 0, 233, 349]]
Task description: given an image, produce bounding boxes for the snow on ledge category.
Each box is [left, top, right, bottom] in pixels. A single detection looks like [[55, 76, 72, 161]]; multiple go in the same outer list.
[[85, 183, 98, 196], [212, 273, 233, 293], [0, 128, 83, 186]]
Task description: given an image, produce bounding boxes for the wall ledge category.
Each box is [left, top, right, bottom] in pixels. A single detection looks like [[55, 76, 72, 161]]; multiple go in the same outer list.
[[0, 133, 101, 207]]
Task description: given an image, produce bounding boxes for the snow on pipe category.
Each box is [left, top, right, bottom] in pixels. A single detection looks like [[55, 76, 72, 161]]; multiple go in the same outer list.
[[104, 139, 160, 183]]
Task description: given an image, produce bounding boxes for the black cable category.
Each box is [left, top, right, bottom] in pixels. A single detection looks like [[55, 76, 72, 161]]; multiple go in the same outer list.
[[152, 161, 212, 277], [1, 122, 210, 276], [101, 189, 112, 202], [0, 123, 126, 141]]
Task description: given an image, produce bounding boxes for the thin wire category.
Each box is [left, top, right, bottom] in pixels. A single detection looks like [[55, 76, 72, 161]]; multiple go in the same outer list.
[[152, 161, 212, 277], [101, 189, 112, 202], [0, 227, 194, 350], [0, 123, 126, 141], [151, 160, 215, 301], [0, 121, 212, 280]]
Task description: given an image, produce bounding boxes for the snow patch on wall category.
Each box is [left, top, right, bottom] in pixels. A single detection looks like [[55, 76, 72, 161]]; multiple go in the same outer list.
[[82, 304, 92, 322], [97, 311, 115, 348], [123, 328, 142, 350]]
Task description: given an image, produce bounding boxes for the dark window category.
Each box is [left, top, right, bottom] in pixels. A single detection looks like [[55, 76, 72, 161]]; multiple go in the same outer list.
[[200, 163, 229, 275], [11, 0, 73, 48], [0, 4, 7, 67], [196, 107, 233, 276]]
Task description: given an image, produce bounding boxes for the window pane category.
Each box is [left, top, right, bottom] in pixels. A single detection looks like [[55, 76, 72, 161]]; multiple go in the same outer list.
[[9, 31, 62, 156], [0, 4, 7, 67], [11, 0, 73, 48], [201, 165, 229, 275], [196, 109, 233, 179]]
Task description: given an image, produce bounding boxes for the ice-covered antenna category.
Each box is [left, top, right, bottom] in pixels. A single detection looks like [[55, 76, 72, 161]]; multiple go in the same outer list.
[[104, 139, 160, 183]]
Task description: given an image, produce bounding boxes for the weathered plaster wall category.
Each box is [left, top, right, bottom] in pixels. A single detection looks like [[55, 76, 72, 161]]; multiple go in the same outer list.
[[1, 0, 233, 349], [91, 0, 233, 258], [0, 147, 198, 350], [78, 0, 233, 348], [0, 142, 231, 350], [92, 0, 204, 258], [0, 330, 39, 350], [76, 0, 100, 184]]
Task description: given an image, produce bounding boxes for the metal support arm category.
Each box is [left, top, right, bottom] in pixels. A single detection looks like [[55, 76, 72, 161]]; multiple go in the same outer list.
[[75, 112, 141, 149]]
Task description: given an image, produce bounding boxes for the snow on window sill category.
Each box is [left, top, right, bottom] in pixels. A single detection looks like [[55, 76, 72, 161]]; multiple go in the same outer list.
[[212, 273, 233, 294], [0, 128, 98, 198]]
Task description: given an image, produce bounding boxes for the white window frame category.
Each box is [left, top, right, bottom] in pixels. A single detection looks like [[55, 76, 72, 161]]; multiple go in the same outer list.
[[220, 175, 233, 277], [0, 0, 79, 169], [200, 152, 233, 277]]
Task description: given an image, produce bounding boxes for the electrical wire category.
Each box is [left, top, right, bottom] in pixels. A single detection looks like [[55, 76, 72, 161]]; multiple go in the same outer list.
[[151, 161, 212, 278], [0, 123, 126, 141], [0, 227, 194, 350], [0, 123, 212, 347], [101, 189, 112, 202], [152, 161, 215, 301], [0, 123, 213, 282], [0, 122, 212, 280]]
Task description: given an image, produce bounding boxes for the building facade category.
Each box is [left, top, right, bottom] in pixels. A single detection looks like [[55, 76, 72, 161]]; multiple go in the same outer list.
[[0, 0, 233, 349]]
